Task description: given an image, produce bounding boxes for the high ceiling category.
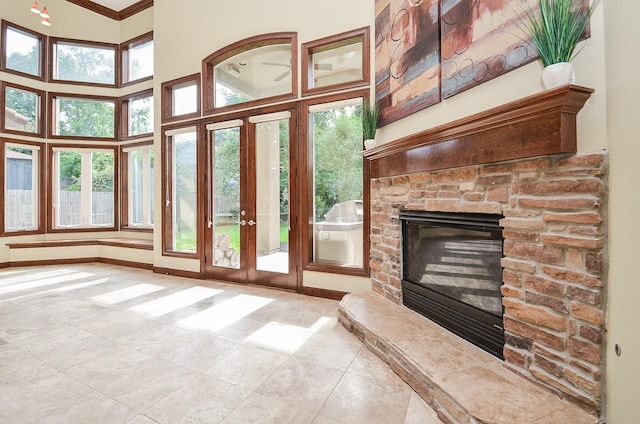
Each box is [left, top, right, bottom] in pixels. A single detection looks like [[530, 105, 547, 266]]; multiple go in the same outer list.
[[87, 0, 141, 12], [66, 0, 152, 20]]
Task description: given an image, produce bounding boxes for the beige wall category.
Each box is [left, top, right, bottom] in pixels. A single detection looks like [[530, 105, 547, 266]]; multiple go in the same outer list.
[[603, 1, 640, 422]]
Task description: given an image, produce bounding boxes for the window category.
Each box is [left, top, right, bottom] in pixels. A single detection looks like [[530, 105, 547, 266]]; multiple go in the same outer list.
[[1, 20, 46, 80], [163, 126, 198, 254], [2, 140, 43, 234], [120, 89, 153, 139], [1, 82, 44, 137], [121, 32, 153, 85], [50, 93, 116, 139], [306, 95, 367, 271], [302, 27, 369, 96], [161, 74, 201, 123], [50, 38, 117, 86], [202, 32, 297, 114], [122, 144, 154, 229], [51, 147, 117, 230]]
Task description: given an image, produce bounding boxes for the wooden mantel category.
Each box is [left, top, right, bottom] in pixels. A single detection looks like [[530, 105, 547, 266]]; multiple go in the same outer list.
[[364, 85, 594, 178]]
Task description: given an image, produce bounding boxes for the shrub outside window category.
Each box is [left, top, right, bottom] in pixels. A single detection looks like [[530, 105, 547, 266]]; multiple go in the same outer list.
[[1, 82, 44, 136], [1, 21, 45, 80], [52, 147, 117, 230], [50, 38, 117, 86], [51, 94, 116, 139], [3, 142, 41, 233]]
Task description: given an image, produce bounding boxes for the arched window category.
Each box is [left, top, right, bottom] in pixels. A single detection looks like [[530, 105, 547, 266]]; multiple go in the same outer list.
[[202, 32, 297, 114]]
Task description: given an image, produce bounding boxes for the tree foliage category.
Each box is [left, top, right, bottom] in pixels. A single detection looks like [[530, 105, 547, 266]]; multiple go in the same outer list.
[[313, 106, 363, 221]]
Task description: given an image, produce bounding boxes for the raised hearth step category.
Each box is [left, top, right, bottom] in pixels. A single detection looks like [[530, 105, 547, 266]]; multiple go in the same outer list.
[[338, 291, 597, 424]]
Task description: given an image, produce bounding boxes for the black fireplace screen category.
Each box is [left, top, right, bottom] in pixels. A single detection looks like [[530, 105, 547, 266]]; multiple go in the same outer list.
[[400, 211, 505, 359]]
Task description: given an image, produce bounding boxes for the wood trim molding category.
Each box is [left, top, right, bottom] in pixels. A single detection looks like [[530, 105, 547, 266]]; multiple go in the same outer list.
[[364, 85, 594, 178], [65, 0, 153, 20]]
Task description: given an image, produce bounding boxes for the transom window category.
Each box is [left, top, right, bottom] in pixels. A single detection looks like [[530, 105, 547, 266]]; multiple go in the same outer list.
[[161, 74, 201, 123], [302, 27, 370, 96], [203, 33, 297, 114]]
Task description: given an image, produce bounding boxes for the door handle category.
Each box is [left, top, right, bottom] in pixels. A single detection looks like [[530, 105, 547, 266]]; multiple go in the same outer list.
[[248, 220, 255, 226], [240, 219, 246, 226]]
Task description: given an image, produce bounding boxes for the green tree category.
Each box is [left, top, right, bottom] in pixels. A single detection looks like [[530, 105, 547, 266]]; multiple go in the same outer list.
[[56, 44, 114, 84], [6, 45, 38, 76], [313, 106, 363, 221], [57, 98, 115, 138]]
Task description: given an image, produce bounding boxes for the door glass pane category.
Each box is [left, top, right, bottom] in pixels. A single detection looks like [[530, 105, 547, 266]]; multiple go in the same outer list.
[[172, 132, 197, 252], [212, 127, 241, 269], [311, 103, 364, 267], [255, 119, 289, 274]]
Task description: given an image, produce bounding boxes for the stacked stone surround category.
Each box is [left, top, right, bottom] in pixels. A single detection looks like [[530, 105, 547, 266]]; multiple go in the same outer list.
[[368, 151, 607, 414]]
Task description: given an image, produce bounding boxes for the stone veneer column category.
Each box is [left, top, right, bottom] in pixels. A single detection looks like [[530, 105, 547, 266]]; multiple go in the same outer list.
[[369, 152, 607, 414]]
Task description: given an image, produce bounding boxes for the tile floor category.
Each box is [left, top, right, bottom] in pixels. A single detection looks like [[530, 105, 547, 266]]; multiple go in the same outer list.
[[0, 263, 442, 424]]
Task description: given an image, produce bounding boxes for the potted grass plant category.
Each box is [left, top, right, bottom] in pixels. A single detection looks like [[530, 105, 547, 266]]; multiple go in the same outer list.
[[362, 101, 379, 150], [522, 0, 599, 89]]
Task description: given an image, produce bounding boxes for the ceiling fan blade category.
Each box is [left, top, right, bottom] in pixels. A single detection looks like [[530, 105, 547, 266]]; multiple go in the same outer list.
[[274, 69, 290, 82], [314, 63, 333, 71], [263, 62, 291, 68]]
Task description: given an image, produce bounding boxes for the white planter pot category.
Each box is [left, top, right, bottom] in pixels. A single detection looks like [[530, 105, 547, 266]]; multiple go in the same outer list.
[[541, 62, 575, 90], [364, 139, 376, 150]]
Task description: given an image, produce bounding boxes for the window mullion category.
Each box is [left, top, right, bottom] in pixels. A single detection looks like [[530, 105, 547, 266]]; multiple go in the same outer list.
[[81, 151, 93, 226]]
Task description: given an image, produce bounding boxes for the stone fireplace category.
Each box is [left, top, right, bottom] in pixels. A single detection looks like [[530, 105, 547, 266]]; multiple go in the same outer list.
[[342, 86, 606, 420]]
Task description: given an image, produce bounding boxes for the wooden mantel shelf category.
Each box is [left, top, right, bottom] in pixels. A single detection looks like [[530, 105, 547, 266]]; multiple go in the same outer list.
[[364, 84, 594, 178]]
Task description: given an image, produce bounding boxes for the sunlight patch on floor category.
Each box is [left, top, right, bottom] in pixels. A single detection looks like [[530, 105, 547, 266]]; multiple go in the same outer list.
[[178, 294, 273, 333], [129, 286, 222, 317], [0, 272, 94, 294], [91, 283, 165, 305]]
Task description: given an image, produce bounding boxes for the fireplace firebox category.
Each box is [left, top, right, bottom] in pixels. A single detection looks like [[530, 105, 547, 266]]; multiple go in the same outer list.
[[400, 211, 505, 359]]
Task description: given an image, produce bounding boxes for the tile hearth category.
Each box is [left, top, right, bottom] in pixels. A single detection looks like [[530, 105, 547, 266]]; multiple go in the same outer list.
[[339, 291, 597, 424]]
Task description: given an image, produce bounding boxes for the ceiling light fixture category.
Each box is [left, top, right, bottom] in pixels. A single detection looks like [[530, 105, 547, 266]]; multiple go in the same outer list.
[[29, 2, 51, 26]]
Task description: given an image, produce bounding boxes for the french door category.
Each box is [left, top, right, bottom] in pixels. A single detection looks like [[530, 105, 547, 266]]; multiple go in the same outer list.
[[204, 108, 298, 290]]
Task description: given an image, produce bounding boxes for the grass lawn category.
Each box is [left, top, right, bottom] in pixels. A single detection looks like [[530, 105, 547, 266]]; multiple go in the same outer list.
[[216, 223, 288, 252]]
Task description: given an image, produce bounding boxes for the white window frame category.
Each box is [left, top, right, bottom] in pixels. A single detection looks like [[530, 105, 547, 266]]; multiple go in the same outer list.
[[52, 147, 115, 229], [4, 142, 40, 232], [123, 145, 154, 228]]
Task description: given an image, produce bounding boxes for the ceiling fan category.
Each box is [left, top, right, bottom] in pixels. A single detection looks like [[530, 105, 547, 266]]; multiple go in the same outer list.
[[263, 61, 333, 82]]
